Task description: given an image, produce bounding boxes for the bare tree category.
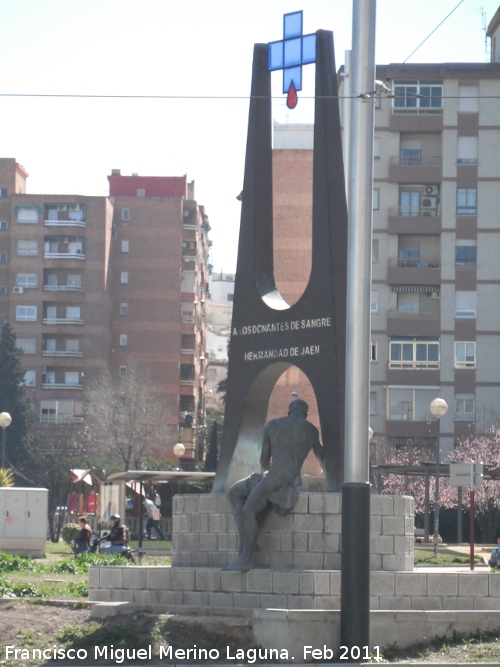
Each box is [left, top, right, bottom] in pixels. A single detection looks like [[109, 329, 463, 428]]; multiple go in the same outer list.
[[85, 364, 171, 471]]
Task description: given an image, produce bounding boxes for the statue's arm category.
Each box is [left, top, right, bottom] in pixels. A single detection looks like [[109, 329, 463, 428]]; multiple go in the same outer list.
[[260, 427, 272, 471], [312, 430, 325, 468]]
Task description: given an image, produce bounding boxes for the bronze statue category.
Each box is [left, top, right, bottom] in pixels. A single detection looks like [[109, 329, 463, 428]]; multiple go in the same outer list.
[[224, 399, 324, 571]]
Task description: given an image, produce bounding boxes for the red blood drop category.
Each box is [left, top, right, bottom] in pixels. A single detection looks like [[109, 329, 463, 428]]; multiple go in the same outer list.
[[286, 81, 298, 109]]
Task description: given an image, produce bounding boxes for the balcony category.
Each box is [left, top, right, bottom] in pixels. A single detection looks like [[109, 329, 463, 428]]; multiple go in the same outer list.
[[44, 252, 85, 260], [181, 316, 195, 325], [40, 415, 84, 423], [42, 382, 83, 390], [17, 249, 38, 257], [387, 258, 440, 286], [45, 219, 85, 228], [180, 379, 196, 386], [44, 205, 86, 227], [387, 305, 440, 337], [388, 207, 441, 235], [389, 155, 442, 184], [42, 350, 83, 357], [44, 284, 84, 292], [43, 317, 84, 325], [181, 348, 196, 356]]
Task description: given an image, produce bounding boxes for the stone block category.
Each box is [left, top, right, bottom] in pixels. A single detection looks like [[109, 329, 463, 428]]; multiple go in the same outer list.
[[261, 593, 287, 608], [369, 554, 382, 571], [134, 590, 159, 604], [268, 514, 292, 532], [394, 536, 407, 555], [110, 589, 136, 602], [183, 495, 200, 513], [294, 494, 309, 513], [183, 591, 208, 606], [280, 533, 293, 551], [370, 597, 380, 610], [371, 572, 395, 596], [100, 567, 123, 589], [382, 516, 405, 536], [382, 554, 406, 571], [253, 552, 269, 567], [293, 533, 308, 551], [313, 572, 330, 595], [199, 532, 218, 551], [293, 552, 324, 570], [330, 572, 341, 595], [411, 596, 443, 610], [474, 598, 500, 610], [191, 551, 210, 567], [208, 513, 227, 533], [324, 494, 341, 513], [395, 573, 426, 596], [380, 596, 411, 610], [176, 515, 192, 533], [299, 572, 314, 595], [208, 591, 235, 607], [182, 533, 200, 551], [370, 535, 394, 555], [147, 568, 171, 589], [324, 534, 340, 553], [371, 495, 393, 515], [218, 532, 237, 551], [88, 567, 100, 588], [209, 552, 228, 567], [177, 551, 193, 566], [221, 570, 246, 592], [308, 494, 325, 513], [308, 533, 325, 552], [273, 571, 299, 594], [234, 593, 261, 608], [286, 594, 314, 609], [370, 514, 382, 535], [489, 575, 500, 596], [313, 596, 340, 610], [196, 569, 221, 591], [257, 533, 280, 551], [173, 496, 183, 513], [191, 514, 209, 532], [171, 568, 196, 590], [270, 552, 294, 570], [459, 574, 489, 597], [216, 494, 231, 513], [405, 517, 415, 535], [442, 596, 474, 610], [158, 590, 183, 606], [393, 495, 412, 516], [122, 568, 147, 589], [247, 570, 273, 594], [324, 553, 341, 569], [293, 513, 323, 533], [427, 574, 458, 596], [90, 589, 111, 601], [404, 555, 414, 571], [324, 515, 342, 534], [198, 494, 218, 513]]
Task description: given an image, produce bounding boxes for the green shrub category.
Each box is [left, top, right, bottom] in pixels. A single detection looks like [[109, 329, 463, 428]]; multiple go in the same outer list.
[[0, 551, 37, 572], [61, 523, 80, 545]]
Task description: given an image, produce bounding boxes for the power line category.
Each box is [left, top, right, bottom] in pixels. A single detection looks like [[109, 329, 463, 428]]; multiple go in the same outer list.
[[0, 92, 498, 100]]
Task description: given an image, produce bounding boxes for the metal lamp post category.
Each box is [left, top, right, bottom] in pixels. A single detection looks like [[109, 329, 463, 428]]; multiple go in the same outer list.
[[430, 398, 448, 558], [0, 412, 12, 469], [173, 442, 185, 471]]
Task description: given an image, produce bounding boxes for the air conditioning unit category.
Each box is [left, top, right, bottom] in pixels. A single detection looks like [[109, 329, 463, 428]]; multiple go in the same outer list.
[[57, 205, 67, 211], [70, 204, 80, 210], [13, 286, 24, 294], [184, 242, 192, 249], [58, 237, 66, 243], [431, 291, 440, 299], [422, 197, 438, 208], [183, 211, 189, 218], [422, 210, 437, 217], [424, 185, 439, 196]]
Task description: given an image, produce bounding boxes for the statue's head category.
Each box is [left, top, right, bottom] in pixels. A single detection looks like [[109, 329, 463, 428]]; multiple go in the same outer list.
[[288, 399, 309, 418]]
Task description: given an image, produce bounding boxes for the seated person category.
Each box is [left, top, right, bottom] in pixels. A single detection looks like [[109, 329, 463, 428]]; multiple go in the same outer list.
[[101, 514, 127, 553], [72, 515, 92, 555]]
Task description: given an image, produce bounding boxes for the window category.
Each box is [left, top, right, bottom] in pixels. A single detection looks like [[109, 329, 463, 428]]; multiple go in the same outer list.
[[66, 339, 80, 352], [46, 306, 57, 319], [0, 189, 7, 197], [17, 338, 36, 354], [16, 306, 36, 321], [120, 302, 128, 315], [46, 274, 57, 286], [455, 241, 477, 266], [370, 291, 378, 313], [16, 273, 37, 288], [397, 292, 419, 314], [458, 85, 479, 113], [121, 240, 129, 253], [454, 395, 475, 421], [0, 286, 6, 294], [227, 293, 234, 302], [455, 291, 476, 318], [370, 391, 378, 415], [372, 239, 379, 263], [122, 209, 130, 221], [119, 366, 127, 378], [389, 336, 439, 369], [136, 189, 145, 197], [120, 272, 129, 284], [17, 240, 38, 256], [373, 137, 380, 160], [23, 370, 36, 387], [67, 274, 81, 287], [0, 253, 7, 262], [65, 371, 79, 385], [393, 80, 443, 112], [454, 342, 476, 369], [66, 306, 81, 320], [0, 221, 8, 230], [400, 140, 421, 165], [372, 189, 379, 211], [457, 188, 477, 215], [119, 334, 128, 346], [44, 371, 56, 385], [387, 387, 438, 421], [16, 207, 39, 223], [370, 341, 377, 362], [0, 318, 6, 326], [45, 338, 56, 351], [457, 137, 478, 164], [399, 190, 420, 217]]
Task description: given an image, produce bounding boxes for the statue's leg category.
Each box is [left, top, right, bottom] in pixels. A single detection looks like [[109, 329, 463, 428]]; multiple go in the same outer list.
[[226, 476, 257, 555]]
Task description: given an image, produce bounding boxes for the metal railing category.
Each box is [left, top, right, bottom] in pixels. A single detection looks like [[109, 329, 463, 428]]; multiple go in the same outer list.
[[388, 257, 440, 269], [389, 155, 441, 166], [42, 382, 83, 390], [389, 206, 441, 218], [44, 252, 85, 260], [43, 317, 84, 325], [44, 284, 84, 291], [42, 350, 83, 357], [388, 306, 440, 319], [45, 220, 85, 227]]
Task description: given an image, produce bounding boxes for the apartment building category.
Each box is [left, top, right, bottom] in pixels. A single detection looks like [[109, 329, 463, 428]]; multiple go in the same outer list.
[[0, 160, 209, 463]]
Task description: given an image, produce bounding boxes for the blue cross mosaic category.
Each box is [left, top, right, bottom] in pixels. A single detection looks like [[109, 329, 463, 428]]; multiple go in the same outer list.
[[268, 10, 316, 106]]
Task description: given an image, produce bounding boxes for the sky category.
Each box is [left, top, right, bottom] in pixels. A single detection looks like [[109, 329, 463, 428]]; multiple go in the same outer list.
[[1, 0, 498, 272]]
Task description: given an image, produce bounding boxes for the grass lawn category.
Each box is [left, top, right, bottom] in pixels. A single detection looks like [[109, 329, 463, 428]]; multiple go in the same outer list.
[[414, 548, 482, 566]]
